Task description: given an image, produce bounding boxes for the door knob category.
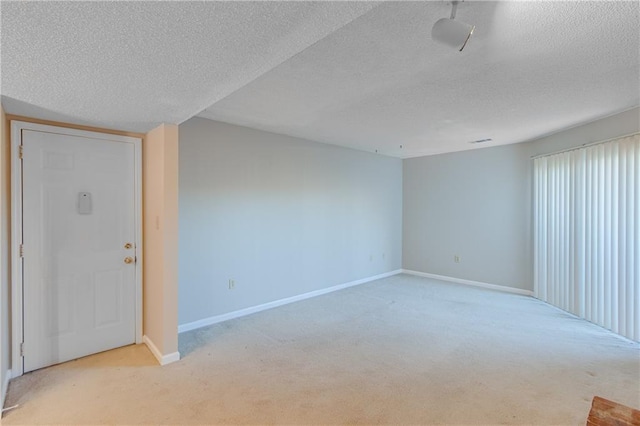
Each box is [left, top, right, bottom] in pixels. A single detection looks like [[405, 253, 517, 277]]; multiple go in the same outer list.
[[124, 242, 133, 249], [124, 257, 134, 264]]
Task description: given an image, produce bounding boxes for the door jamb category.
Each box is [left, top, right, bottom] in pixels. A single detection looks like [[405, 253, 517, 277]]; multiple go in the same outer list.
[[10, 120, 144, 377]]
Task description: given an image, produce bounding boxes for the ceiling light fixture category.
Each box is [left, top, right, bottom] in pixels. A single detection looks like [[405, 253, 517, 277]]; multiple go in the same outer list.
[[432, 1, 475, 52]]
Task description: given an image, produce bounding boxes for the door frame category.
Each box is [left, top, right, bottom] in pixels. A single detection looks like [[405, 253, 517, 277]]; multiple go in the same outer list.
[[10, 120, 143, 377]]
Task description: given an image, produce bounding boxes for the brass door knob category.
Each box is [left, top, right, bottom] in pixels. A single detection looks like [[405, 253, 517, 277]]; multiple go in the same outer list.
[[124, 257, 134, 264], [124, 243, 133, 249]]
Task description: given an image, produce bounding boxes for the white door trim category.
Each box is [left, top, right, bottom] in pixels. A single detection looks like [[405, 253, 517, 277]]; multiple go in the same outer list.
[[10, 120, 143, 377]]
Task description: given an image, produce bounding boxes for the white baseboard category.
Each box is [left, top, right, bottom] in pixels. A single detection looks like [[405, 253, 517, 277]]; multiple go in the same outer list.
[[143, 335, 180, 366], [179, 269, 403, 333], [402, 269, 534, 297], [1, 369, 11, 410]]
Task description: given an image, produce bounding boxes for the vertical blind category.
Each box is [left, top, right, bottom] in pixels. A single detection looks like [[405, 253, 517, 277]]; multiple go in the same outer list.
[[534, 133, 639, 341]]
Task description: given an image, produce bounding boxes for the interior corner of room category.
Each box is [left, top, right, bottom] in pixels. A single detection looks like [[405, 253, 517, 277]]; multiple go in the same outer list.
[[0, 0, 639, 423]]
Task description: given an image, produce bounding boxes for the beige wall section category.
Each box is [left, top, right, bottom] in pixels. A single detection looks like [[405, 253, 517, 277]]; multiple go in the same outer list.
[[143, 124, 179, 363], [161, 125, 179, 354], [1, 105, 11, 406]]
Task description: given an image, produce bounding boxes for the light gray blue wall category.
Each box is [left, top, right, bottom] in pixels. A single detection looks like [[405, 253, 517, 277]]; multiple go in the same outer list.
[[403, 143, 530, 289], [178, 106, 638, 324], [178, 118, 402, 325], [403, 107, 640, 291]]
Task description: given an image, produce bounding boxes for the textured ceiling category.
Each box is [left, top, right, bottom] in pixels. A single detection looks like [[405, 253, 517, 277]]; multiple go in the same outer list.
[[199, 1, 640, 158], [2, 1, 639, 158], [0, 1, 378, 132]]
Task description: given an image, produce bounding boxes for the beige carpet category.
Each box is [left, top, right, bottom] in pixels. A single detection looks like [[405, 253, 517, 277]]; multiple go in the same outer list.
[[3, 274, 639, 424]]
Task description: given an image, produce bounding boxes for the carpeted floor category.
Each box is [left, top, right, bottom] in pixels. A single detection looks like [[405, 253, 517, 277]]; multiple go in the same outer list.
[[3, 274, 639, 424]]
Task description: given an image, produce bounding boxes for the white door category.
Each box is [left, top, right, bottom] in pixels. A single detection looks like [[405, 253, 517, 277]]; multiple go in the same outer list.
[[22, 129, 137, 372]]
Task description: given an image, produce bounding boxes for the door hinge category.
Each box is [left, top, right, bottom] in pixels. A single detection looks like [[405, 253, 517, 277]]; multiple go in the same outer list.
[[20, 342, 24, 357], [18, 145, 23, 159], [19, 244, 24, 258]]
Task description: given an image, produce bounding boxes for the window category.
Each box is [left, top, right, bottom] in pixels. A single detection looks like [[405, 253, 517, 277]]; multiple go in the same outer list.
[[534, 134, 639, 341]]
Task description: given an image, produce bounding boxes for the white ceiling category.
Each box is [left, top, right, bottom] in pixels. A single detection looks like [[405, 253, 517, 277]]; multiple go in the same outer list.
[[0, 1, 378, 131], [2, 1, 639, 158]]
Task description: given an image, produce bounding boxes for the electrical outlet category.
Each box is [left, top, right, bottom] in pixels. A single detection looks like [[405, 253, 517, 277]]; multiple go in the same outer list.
[[228, 279, 235, 290], [454, 255, 461, 263]]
